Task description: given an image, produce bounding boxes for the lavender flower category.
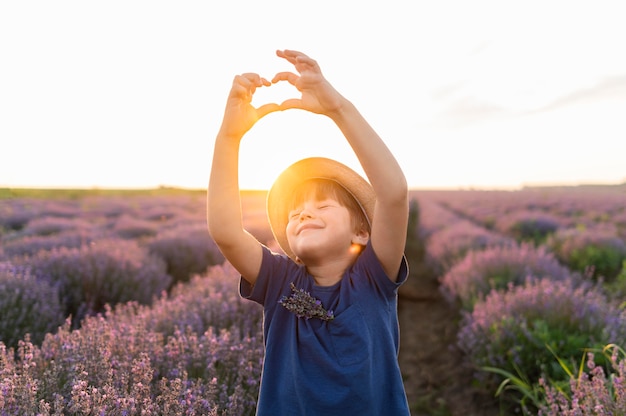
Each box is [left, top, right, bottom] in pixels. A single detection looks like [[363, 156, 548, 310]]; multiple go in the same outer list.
[[0, 262, 65, 348], [494, 210, 563, 244], [458, 278, 626, 395], [112, 215, 158, 239], [410, 197, 463, 238], [539, 345, 626, 415], [440, 243, 572, 309], [0, 195, 262, 415], [2, 230, 98, 258], [426, 219, 514, 273], [21, 216, 90, 237], [147, 223, 224, 284], [279, 283, 334, 321], [24, 238, 171, 327], [546, 226, 626, 280], [0, 199, 40, 232]]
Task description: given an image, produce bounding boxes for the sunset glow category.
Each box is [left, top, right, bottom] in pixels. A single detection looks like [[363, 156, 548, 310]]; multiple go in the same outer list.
[[1, 1, 624, 190]]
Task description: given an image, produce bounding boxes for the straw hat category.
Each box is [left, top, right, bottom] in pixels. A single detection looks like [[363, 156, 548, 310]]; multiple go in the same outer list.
[[266, 157, 375, 260]]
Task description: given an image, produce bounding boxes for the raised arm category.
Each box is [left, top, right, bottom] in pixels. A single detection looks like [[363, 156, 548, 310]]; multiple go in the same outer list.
[[207, 73, 279, 284], [273, 50, 409, 281]]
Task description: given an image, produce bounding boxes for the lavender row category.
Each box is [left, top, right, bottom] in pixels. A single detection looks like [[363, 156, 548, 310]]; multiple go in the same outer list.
[[1, 195, 225, 347], [1, 194, 265, 413], [417, 188, 626, 242], [414, 189, 626, 413], [1, 262, 263, 415]]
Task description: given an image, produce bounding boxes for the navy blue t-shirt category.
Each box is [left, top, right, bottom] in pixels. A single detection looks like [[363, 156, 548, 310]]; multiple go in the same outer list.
[[240, 242, 410, 415]]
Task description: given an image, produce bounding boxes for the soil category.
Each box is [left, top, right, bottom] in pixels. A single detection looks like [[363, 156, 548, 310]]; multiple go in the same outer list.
[[397, 260, 502, 416]]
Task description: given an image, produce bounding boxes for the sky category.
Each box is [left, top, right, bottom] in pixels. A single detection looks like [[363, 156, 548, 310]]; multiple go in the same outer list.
[[1, 1, 625, 191]]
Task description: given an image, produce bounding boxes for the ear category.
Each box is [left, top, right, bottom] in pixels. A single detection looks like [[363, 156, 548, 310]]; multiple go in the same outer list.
[[351, 229, 370, 246]]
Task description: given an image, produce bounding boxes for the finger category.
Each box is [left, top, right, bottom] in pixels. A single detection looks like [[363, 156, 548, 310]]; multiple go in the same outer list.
[[239, 73, 259, 82], [271, 71, 299, 86], [231, 75, 253, 98], [278, 49, 318, 69], [238, 73, 270, 88], [233, 74, 254, 92], [277, 49, 309, 61], [275, 49, 297, 64], [294, 54, 317, 68], [233, 73, 270, 98]]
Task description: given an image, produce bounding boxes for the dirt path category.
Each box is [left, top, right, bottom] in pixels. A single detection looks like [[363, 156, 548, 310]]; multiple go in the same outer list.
[[397, 263, 501, 416]]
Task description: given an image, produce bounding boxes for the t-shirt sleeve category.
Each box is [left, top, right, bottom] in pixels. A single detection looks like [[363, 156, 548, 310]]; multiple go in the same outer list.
[[239, 245, 296, 306], [355, 242, 409, 295], [395, 254, 410, 286]]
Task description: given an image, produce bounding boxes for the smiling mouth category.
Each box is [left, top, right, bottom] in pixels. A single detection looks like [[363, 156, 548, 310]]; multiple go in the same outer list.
[[297, 224, 321, 234]]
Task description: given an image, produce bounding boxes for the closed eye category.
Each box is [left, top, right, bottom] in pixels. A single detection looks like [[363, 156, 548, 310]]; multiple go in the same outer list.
[[317, 203, 337, 210]]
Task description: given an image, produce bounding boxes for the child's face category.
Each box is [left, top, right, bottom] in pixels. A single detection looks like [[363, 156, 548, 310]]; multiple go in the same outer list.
[[285, 196, 368, 264], [285, 178, 370, 235]]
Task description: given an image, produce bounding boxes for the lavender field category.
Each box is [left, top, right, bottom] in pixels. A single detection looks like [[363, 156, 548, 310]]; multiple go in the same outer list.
[[410, 185, 626, 414], [1, 186, 626, 415]]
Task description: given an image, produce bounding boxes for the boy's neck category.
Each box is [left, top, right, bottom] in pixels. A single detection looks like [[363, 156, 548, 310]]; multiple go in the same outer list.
[[305, 258, 353, 287]]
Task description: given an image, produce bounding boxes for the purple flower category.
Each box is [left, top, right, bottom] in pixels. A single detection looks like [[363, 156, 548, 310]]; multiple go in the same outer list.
[[494, 210, 563, 244], [279, 283, 334, 321], [458, 277, 626, 393], [147, 223, 224, 284], [539, 345, 626, 415], [440, 243, 572, 309], [546, 226, 626, 280]]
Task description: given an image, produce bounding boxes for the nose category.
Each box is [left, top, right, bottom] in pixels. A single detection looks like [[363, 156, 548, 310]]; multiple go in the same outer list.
[[299, 209, 312, 221]]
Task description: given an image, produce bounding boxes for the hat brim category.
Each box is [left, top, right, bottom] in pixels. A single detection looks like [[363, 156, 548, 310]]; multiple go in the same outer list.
[[266, 157, 375, 261]]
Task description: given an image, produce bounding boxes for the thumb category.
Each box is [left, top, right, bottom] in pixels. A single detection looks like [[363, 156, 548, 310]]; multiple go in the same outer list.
[[279, 98, 304, 111], [256, 102, 282, 119]]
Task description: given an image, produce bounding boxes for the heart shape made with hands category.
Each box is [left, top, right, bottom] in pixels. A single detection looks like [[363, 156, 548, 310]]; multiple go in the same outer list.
[[251, 78, 299, 109]]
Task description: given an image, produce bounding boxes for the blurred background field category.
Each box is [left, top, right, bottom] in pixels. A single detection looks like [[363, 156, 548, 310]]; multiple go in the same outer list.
[[1, 185, 626, 415]]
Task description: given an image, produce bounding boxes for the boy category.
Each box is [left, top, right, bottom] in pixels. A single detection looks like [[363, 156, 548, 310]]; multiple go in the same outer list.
[[208, 49, 410, 415]]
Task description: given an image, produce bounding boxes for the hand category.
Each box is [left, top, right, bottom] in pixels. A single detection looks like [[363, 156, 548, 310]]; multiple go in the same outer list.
[[219, 73, 280, 139], [272, 50, 345, 115]]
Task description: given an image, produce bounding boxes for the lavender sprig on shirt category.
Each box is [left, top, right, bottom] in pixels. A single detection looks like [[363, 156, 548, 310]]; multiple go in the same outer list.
[[279, 283, 335, 321]]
